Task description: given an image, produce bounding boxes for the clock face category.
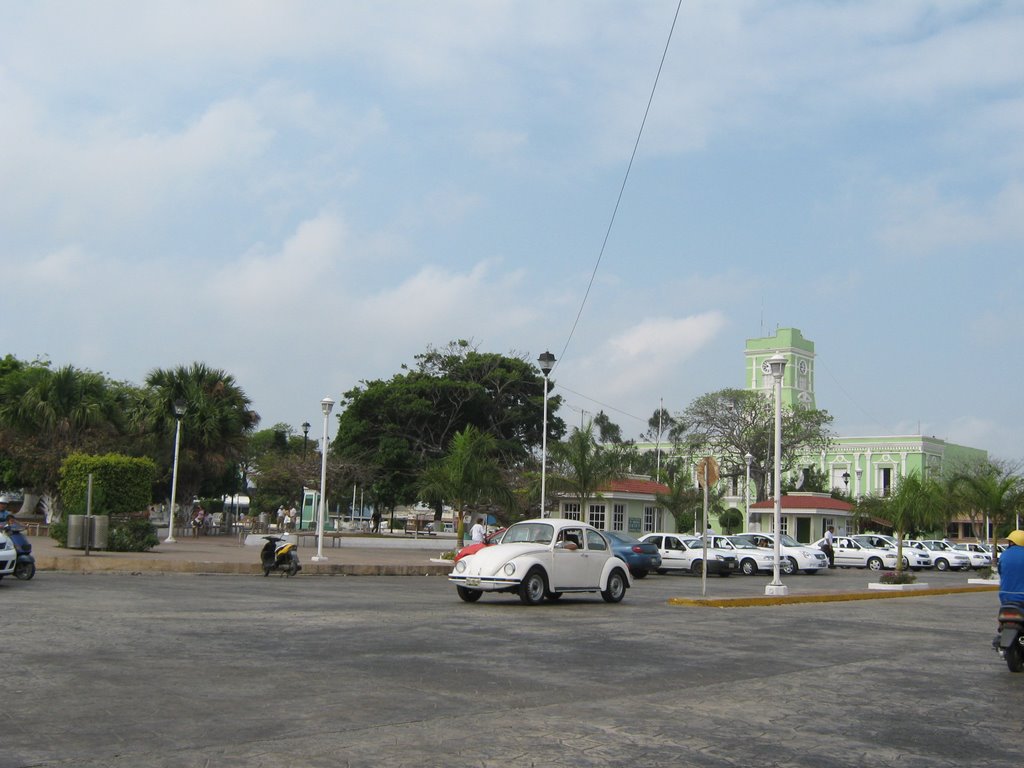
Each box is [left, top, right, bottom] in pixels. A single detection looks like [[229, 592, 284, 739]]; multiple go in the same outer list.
[[798, 359, 808, 375], [761, 360, 772, 374]]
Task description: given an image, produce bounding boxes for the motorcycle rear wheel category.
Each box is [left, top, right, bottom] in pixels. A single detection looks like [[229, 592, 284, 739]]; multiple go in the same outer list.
[[14, 561, 35, 580], [1005, 642, 1024, 673]]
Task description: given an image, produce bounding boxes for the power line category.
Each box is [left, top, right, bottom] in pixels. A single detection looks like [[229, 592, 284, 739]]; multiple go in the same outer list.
[[553, 0, 684, 373]]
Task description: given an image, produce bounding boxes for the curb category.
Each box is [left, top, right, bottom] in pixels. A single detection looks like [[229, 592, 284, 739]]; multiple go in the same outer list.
[[35, 556, 452, 577], [668, 583, 999, 608]]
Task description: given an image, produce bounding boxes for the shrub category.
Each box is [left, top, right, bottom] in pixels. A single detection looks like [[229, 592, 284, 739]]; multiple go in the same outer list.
[[879, 570, 917, 585], [49, 519, 68, 547], [107, 517, 159, 552]]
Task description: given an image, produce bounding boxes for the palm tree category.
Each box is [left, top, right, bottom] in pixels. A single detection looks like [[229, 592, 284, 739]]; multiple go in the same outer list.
[[0, 363, 124, 519], [143, 363, 260, 503], [418, 425, 513, 547], [547, 420, 623, 524], [655, 475, 704, 534], [859, 471, 946, 572], [949, 461, 1024, 569]]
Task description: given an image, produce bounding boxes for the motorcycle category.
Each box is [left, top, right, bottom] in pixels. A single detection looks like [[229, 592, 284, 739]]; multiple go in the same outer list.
[[994, 603, 1024, 672], [2, 522, 35, 581], [260, 535, 301, 577]]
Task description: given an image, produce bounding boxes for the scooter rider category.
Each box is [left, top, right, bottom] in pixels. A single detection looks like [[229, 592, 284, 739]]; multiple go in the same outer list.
[[0, 494, 16, 525], [998, 530, 1024, 605]]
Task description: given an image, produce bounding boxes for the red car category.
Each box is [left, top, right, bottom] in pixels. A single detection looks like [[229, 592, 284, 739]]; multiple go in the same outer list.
[[454, 528, 506, 562]]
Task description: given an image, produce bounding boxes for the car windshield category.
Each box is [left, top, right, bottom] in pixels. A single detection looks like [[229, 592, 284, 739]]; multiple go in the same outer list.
[[504, 523, 553, 545], [778, 534, 800, 547], [607, 532, 639, 546], [726, 539, 759, 550]]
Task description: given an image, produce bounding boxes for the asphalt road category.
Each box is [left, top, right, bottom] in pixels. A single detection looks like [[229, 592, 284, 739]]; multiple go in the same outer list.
[[2, 570, 1018, 768]]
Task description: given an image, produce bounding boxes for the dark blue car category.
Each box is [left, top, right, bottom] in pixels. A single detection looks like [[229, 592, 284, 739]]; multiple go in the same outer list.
[[605, 531, 661, 579]]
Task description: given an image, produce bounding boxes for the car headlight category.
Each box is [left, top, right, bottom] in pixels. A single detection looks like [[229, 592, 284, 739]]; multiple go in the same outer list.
[[454, 560, 467, 573], [503, 562, 516, 576]]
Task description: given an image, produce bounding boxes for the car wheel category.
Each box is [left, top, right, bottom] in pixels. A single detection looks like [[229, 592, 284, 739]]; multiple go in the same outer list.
[[780, 557, 796, 576], [690, 560, 703, 575], [656, 568, 668, 575], [740, 559, 758, 576], [518, 569, 547, 605], [802, 569, 819, 575], [630, 569, 648, 579], [902, 556, 910, 569], [935, 558, 949, 571], [867, 557, 884, 571], [601, 569, 627, 603], [14, 561, 35, 580], [456, 586, 482, 603]]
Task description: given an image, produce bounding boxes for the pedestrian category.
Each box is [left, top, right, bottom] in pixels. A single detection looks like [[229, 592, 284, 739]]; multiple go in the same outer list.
[[371, 509, 381, 534], [287, 504, 298, 531], [822, 526, 836, 568], [470, 517, 486, 544], [276, 505, 286, 531], [190, 505, 206, 536]]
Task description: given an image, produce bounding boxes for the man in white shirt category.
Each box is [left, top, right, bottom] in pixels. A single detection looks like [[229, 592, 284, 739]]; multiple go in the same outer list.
[[470, 517, 486, 544]]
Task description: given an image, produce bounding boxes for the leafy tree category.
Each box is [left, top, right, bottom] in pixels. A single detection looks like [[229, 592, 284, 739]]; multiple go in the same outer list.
[[334, 341, 565, 515], [142, 363, 260, 504], [593, 410, 623, 444], [418, 425, 514, 546], [948, 460, 1024, 569], [547, 420, 624, 521], [642, 406, 676, 444], [718, 507, 744, 534], [671, 388, 833, 503]]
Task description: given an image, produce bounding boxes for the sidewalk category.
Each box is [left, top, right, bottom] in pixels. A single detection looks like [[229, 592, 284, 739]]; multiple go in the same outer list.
[[28, 532, 455, 576]]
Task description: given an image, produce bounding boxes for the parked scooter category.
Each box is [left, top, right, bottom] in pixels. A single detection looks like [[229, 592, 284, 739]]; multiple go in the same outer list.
[[2, 522, 36, 580], [260, 535, 301, 577]]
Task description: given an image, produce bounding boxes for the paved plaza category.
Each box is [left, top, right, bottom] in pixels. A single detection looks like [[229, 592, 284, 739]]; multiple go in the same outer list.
[[1, 555, 1018, 768]]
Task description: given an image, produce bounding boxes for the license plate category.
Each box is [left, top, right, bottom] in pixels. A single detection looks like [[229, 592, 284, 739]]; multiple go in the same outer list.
[[465, 577, 480, 587]]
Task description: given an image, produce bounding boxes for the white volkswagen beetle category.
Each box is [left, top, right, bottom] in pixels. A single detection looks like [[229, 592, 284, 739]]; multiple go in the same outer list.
[[449, 518, 632, 605]]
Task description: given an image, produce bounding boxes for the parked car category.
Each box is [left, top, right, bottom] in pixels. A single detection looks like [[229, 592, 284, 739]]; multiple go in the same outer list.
[[0, 530, 16, 579], [605, 531, 661, 579], [909, 539, 972, 571], [454, 527, 507, 562], [732, 532, 829, 574], [638, 533, 738, 577], [811, 535, 898, 570], [449, 518, 632, 604], [853, 535, 933, 571], [953, 542, 994, 569], [702, 535, 777, 576]]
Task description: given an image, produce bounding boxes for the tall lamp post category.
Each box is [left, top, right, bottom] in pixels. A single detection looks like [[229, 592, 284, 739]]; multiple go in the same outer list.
[[301, 421, 311, 459], [164, 399, 187, 544], [538, 351, 556, 518], [744, 452, 753, 525], [312, 397, 334, 563], [764, 354, 788, 597]]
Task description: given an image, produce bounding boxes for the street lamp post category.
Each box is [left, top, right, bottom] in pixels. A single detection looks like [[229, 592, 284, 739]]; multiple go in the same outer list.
[[764, 354, 788, 597], [164, 399, 187, 544], [301, 421, 310, 459], [744, 452, 753, 525], [312, 397, 334, 563], [538, 351, 556, 518], [842, 471, 850, 494]]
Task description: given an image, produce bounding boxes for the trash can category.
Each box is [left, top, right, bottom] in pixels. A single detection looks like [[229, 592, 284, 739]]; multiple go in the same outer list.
[[67, 515, 85, 548], [66, 515, 110, 549]]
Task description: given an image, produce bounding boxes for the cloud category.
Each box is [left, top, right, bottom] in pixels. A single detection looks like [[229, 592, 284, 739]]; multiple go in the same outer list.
[[878, 180, 1024, 255]]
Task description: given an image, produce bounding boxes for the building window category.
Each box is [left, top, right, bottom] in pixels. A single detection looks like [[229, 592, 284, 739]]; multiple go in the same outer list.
[[643, 506, 661, 532], [779, 517, 789, 537], [588, 504, 606, 530], [613, 504, 625, 531], [823, 516, 835, 539], [880, 467, 893, 497], [562, 502, 581, 521]]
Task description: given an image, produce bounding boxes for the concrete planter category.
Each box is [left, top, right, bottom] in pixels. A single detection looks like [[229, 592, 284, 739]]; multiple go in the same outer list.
[[868, 582, 930, 591]]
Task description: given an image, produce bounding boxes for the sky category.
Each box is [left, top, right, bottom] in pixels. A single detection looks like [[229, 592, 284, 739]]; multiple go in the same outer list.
[[2, 1, 1023, 460]]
